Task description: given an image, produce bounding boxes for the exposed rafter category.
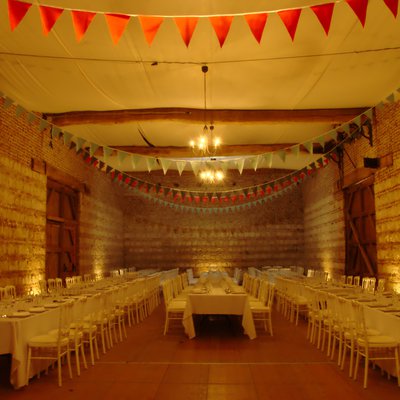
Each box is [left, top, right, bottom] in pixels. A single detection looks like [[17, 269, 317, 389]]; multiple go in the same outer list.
[[45, 107, 367, 126]]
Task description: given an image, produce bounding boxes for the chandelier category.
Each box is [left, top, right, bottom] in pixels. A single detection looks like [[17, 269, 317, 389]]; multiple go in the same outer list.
[[190, 65, 224, 183], [189, 65, 221, 157]]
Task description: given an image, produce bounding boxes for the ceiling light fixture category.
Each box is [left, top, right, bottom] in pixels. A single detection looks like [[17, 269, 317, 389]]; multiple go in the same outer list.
[[190, 65, 224, 183], [189, 65, 221, 157]]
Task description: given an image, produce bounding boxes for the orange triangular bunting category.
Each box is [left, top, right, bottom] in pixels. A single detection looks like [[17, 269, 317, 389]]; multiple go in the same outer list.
[[71, 10, 96, 42], [244, 13, 268, 43], [8, 0, 32, 31], [138, 16, 164, 46], [174, 17, 199, 47], [105, 13, 130, 44], [209, 16, 234, 47], [39, 5, 64, 35], [346, 0, 369, 27], [310, 3, 335, 35], [278, 9, 302, 41], [383, 0, 398, 17]]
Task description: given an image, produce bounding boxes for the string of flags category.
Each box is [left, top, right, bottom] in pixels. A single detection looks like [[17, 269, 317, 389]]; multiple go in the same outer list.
[[6, 0, 399, 46], [2, 85, 399, 211]]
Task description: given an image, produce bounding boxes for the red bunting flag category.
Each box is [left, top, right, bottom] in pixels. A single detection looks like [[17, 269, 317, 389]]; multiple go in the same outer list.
[[174, 17, 199, 47], [8, 0, 32, 31], [346, 0, 369, 27], [71, 10, 96, 42], [310, 3, 335, 35], [39, 5, 64, 35], [105, 13, 130, 44], [209, 16, 234, 47], [138, 16, 164, 46], [278, 9, 302, 41], [383, 0, 398, 17], [244, 13, 268, 43]]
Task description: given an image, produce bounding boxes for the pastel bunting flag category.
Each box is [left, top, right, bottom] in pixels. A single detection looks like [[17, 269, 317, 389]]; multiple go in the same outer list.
[[39, 5, 64, 35], [105, 13, 130, 44], [8, 0, 32, 31], [310, 3, 335, 35], [89, 143, 99, 157], [303, 141, 313, 154], [236, 158, 245, 174], [263, 153, 272, 168], [63, 131, 72, 146], [190, 160, 201, 176], [176, 160, 186, 176], [244, 13, 268, 43], [117, 151, 128, 166], [278, 9, 302, 41], [277, 150, 287, 162], [291, 144, 300, 156], [346, 0, 369, 27], [159, 158, 172, 175], [103, 147, 113, 160], [73, 137, 85, 152], [138, 16, 164, 46], [51, 126, 61, 139], [174, 17, 199, 47], [39, 119, 49, 132], [209, 16, 234, 47], [71, 10, 96, 42], [15, 104, 25, 117]]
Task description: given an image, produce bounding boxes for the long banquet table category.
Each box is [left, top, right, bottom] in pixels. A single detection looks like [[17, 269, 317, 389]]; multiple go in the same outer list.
[[0, 277, 146, 389], [182, 286, 256, 340]]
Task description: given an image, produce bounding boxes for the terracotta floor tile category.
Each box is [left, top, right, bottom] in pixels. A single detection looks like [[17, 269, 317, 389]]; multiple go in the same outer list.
[[154, 383, 208, 400], [1, 305, 400, 400], [207, 384, 258, 400], [103, 382, 159, 400], [162, 364, 209, 384], [208, 364, 252, 384]]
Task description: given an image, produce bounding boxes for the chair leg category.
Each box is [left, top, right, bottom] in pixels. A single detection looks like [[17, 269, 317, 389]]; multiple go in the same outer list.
[[26, 348, 32, 385]]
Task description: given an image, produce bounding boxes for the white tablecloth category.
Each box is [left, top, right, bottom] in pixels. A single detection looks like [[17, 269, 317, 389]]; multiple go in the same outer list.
[[0, 287, 121, 389], [182, 287, 256, 340]]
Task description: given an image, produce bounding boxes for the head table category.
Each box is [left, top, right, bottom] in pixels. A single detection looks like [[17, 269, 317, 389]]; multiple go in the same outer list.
[[182, 283, 256, 340]]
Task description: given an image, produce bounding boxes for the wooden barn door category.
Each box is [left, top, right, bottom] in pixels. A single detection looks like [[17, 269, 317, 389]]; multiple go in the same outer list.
[[344, 175, 377, 278], [46, 179, 79, 280]]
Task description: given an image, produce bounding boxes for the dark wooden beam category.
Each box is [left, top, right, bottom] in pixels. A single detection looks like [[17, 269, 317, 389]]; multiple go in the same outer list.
[[46, 107, 367, 127]]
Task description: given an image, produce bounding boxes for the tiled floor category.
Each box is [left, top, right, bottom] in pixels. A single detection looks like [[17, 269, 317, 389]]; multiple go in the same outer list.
[[0, 305, 399, 399]]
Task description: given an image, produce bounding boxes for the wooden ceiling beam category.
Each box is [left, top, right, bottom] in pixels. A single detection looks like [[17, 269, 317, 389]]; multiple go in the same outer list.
[[46, 107, 367, 126]]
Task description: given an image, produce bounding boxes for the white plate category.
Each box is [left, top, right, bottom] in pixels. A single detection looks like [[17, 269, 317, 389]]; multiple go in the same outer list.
[[43, 303, 59, 308], [29, 307, 46, 313], [10, 312, 30, 317]]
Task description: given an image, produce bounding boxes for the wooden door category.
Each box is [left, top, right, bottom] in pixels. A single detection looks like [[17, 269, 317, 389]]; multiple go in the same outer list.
[[344, 176, 377, 278], [46, 179, 79, 280]]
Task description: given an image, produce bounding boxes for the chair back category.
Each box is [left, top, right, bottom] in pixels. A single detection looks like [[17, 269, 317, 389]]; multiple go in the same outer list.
[[353, 276, 360, 286], [346, 276, 353, 285], [4, 285, 16, 299]]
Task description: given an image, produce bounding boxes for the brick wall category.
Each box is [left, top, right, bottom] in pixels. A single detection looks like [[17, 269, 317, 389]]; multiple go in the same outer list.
[[302, 101, 400, 291], [0, 104, 125, 294], [123, 170, 304, 276]]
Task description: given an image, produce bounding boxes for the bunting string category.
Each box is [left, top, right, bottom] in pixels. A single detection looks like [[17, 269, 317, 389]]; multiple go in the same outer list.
[[0, 85, 399, 210], [6, 0, 399, 46]]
